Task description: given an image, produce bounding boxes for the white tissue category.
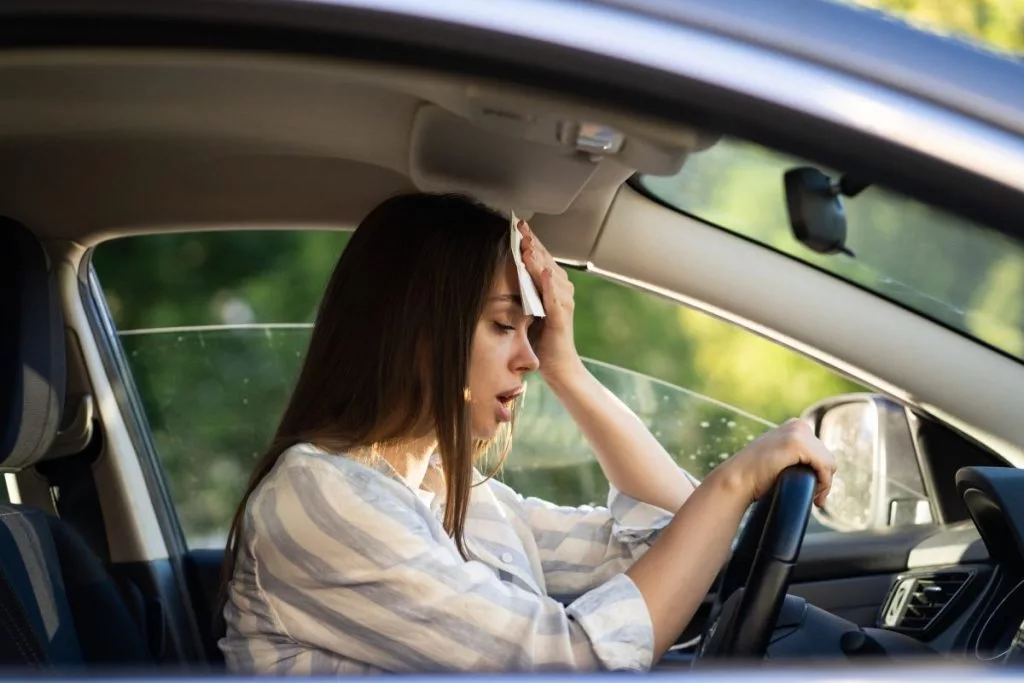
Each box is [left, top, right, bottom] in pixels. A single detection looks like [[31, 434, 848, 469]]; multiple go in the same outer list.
[[509, 210, 546, 318]]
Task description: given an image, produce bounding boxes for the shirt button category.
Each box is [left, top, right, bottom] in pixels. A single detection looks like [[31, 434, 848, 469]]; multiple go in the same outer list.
[[501, 552, 514, 564]]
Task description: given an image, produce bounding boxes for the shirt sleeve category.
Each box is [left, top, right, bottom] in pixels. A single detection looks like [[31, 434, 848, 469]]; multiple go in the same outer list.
[[488, 467, 697, 597], [246, 458, 655, 673]]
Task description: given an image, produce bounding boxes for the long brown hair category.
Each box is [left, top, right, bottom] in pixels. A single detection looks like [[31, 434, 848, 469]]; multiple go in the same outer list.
[[216, 193, 514, 628]]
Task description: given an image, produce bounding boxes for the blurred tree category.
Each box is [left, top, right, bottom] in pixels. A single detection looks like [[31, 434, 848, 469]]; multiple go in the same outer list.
[[852, 0, 1024, 52]]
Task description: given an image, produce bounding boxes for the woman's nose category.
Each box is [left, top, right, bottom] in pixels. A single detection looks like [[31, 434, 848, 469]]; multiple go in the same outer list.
[[515, 333, 540, 373]]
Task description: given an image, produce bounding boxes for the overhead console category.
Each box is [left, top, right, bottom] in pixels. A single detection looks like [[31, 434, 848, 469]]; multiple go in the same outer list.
[[410, 104, 607, 215], [408, 92, 716, 214]]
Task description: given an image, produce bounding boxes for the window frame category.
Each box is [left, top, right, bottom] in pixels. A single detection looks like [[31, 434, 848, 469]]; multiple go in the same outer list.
[[83, 255, 192, 556]]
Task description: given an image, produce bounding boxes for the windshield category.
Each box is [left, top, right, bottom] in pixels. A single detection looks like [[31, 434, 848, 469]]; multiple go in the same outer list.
[[638, 137, 1024, 361]]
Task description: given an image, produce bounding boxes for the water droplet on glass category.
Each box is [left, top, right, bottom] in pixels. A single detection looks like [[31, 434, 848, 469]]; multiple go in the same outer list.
[[700, 421, 710, 428]]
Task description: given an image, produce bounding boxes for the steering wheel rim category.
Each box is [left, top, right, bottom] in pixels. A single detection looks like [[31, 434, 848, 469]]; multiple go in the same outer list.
[[707, 493, 770, 627], [695, 465, 816, 661]]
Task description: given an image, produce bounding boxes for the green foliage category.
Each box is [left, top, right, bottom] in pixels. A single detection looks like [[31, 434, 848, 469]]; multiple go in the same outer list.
[[850, 0, 1024, 54]]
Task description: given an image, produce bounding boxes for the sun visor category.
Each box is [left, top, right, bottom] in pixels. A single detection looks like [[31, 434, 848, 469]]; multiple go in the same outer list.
[[409, 104, 606, 214]]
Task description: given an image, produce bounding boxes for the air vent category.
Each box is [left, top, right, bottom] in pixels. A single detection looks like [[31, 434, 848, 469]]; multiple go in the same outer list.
[[880, 570, 973, 635]]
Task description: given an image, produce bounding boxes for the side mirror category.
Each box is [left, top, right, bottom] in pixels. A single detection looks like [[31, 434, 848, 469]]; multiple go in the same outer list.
[[802, 394, 934, 532]]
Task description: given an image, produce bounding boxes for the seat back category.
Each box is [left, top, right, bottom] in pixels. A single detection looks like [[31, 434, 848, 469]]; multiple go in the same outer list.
[[0, 216, 64, 470], [0, 217, 151, 668]]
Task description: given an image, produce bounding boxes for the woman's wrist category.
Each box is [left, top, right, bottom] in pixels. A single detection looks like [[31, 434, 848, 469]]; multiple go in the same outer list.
[[539, 356, 589, 394], [702, 463, 752, 508]]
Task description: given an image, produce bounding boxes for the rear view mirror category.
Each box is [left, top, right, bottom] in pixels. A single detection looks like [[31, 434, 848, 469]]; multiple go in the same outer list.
[[783, 167, 869, 258], [802, 394, 933, 532]]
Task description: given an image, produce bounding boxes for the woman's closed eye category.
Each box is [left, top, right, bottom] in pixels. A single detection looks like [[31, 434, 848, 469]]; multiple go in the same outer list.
[[493, 322, 516, 334]]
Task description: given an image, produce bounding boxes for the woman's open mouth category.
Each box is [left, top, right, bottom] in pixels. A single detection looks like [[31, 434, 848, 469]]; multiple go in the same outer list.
[[495, 387, 524, 422]]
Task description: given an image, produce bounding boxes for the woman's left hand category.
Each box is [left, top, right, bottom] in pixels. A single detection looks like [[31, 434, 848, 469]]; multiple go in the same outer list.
[[518, 221, 584, 383]]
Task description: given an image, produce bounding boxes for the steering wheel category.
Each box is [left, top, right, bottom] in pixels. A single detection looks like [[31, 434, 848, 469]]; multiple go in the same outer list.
[[694, 465, 816, 661]]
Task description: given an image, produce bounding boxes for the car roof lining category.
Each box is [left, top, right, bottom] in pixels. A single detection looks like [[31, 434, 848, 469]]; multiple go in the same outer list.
[[0, 48, 709, 248]]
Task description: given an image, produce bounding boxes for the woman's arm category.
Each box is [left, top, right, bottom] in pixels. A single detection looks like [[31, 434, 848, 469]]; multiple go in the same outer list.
[[545, 364, 695, 512], [628, 419, 836, 658], [627, 464, 747, 657], [519, 222, 694, 512], [519, 225, 836, 660]]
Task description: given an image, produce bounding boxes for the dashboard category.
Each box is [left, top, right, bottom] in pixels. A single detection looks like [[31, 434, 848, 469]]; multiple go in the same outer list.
[[872, 466, 1024, 666]]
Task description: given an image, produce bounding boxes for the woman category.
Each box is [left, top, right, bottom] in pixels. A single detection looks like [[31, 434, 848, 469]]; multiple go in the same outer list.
[[218, 192, 836, 674]]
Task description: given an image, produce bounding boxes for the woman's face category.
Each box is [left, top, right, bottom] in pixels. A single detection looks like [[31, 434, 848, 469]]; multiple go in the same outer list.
[[467, 259, 539, 440]]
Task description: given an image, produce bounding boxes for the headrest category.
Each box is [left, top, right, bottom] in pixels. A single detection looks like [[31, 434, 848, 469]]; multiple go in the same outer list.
[[0, 217, 65, 470]]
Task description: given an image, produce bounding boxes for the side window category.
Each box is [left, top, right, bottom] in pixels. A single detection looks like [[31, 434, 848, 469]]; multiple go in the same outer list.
[[93, 231, 352, 549], [92, 230, 927, 548]]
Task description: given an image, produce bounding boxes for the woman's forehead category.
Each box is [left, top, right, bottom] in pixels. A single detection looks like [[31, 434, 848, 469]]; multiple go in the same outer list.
[[488, 293, 523, 308], [492, 258, 522, 297]]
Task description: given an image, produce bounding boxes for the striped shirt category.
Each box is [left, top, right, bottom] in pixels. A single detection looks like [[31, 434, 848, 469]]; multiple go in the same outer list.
[[220, 442, 679, 674]]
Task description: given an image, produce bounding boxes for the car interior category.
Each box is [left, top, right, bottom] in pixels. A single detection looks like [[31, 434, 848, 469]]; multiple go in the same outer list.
[[1, 36, 1024, 674]]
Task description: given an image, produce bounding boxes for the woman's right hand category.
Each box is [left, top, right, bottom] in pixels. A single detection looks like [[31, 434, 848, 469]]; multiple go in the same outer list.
[[626, 417, 836, 660], [712, 418, 837, 509]]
